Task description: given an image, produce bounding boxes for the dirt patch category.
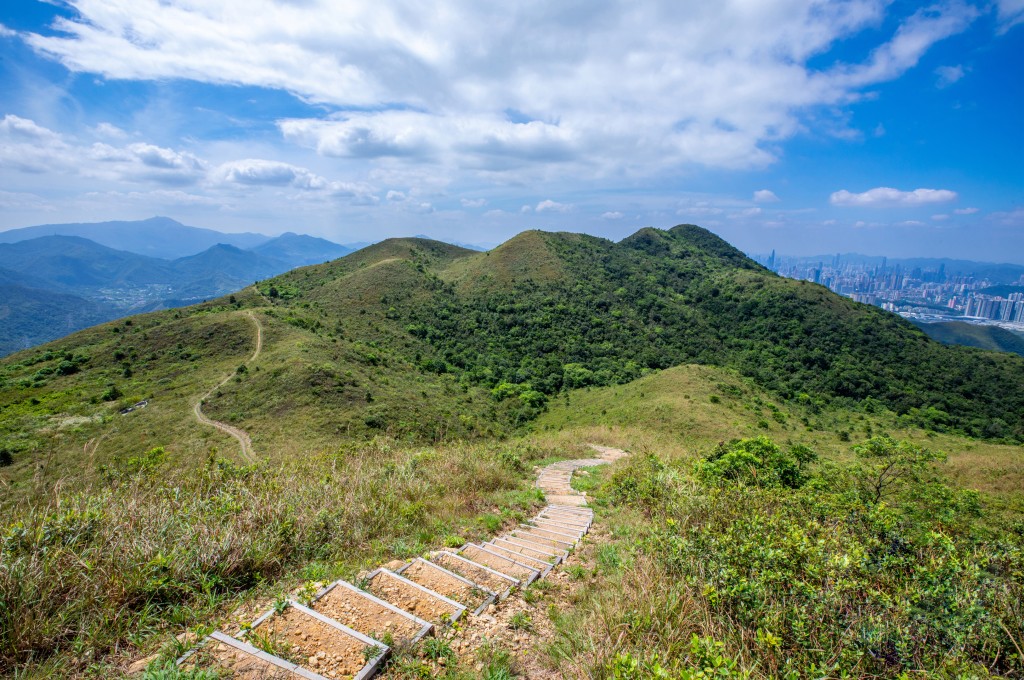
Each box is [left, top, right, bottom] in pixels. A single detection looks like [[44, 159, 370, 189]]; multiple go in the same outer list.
[[252, 605, 375, 678], [483, 542, 554, 569], [400, 559, 493, 611], [459, 545, 539, 581], [367, 570, 462, 624], [432, 552, 518, 594], [511, 529, 573, 547], [311, 582, 426, 646], [491, 537, 561, 560], [185, 641, 299, 679]]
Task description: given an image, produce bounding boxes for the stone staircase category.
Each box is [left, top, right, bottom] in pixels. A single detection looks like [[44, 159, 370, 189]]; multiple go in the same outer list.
[[175, 446, 623, 679]]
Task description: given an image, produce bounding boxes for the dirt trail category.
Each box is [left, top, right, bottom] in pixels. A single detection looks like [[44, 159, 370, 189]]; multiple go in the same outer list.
[[193, 311, 262, 463]]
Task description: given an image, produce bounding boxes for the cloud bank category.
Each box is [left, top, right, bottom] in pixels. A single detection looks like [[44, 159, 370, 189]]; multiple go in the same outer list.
[[21, 0, 980, 178], [830, 187, 958, 207]]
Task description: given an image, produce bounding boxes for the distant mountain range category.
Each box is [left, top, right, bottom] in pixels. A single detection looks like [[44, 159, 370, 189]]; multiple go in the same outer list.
[[0, 218, 353, 356], [914, 321, 1024, 357], [0, 216, 270, 259]]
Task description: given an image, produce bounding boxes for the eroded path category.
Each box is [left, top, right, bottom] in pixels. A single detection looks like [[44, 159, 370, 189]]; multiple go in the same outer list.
[[169, 444, 628, 678], [192, 311, 262, 463]]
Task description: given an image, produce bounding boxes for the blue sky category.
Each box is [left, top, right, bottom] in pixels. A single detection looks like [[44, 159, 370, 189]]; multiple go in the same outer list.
[[0, 0, 1021, 260]]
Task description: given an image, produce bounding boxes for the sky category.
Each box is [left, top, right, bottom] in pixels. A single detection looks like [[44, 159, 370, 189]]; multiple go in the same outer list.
[[0, 0, 1022, 261]]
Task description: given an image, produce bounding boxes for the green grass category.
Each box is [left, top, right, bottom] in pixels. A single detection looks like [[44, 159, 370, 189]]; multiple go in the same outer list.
[[0, 437, 557, 676]]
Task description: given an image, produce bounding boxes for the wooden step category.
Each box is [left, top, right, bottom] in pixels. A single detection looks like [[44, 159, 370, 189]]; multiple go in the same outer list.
[[245, 601, 389, 679], [493, 535, 567, 560], [486, 538, 563, 566]]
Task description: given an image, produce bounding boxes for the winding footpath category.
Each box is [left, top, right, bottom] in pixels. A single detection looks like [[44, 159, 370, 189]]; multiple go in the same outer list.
[[193, 311, 262, 464], [171, 445, 628, 678]]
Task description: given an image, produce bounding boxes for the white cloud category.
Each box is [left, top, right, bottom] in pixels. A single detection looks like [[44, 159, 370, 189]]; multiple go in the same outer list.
[[753, 189, 780, 203], [19, 0, 980, 177], [931, 213, 950, 221], [935, 64, 965, 87], [830, 187, 958, 207], [896, 220, 927, 227], [386, 190, 407, 201], [460, 198, 487, 208], [954, 207, 979, 215], [995, 0, 1024, 32], [0, 23, 15, 38], [0, 114, 377, 203], [92, 122, 128, 139], [601, 211, 624, 220], [216, 159, 326, 189], [536, 199, 572, 213], [988, 207, 1024, 226]]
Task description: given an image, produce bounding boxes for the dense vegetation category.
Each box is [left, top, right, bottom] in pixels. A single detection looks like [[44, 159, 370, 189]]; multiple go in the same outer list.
[[330, 226, 1023, 441], [546, 435, 1023, 678]]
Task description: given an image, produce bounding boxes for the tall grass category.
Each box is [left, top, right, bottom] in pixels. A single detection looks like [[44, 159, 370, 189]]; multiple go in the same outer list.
[[0, 438, 553, 676], [548, 449, 1024, 678]]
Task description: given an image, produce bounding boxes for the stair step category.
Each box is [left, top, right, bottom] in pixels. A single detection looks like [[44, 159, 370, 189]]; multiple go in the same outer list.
[[178, 630, 315, 679], [245, 601, 389, 679], [395, 558, 497, 615], [488, 537, 563, 564], [531, 518, 589, 534], [517, 524, 579, 543], [309, 579, 432, 646], [429, 551, 519, 597], [459, 544, 542, 582], [471, 542, 553, 577], [496, 534, 569, 558], [365, 568, 467, 626]]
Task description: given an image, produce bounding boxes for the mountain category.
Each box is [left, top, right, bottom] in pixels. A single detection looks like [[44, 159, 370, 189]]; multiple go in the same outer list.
[[5, 223, 1019, 469], [4, 224, 1024, 675], [914, 320, 1024, 356], [0, 216, 270, 259], [0, 282, 117, 356], [0, 231, 354, 356], [0, 235, 173, 290], [251, 232, 352, 266]]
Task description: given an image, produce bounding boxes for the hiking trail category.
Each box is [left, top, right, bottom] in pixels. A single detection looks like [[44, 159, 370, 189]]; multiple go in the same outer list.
[[166, 444, 628, 678], [192, 310, 262, 464]]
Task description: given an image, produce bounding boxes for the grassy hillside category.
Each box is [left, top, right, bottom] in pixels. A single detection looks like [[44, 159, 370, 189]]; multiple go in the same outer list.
[[2, 225, 1024, 676], [528, 370, 1024, 678], [915, 320, 1024, 356]]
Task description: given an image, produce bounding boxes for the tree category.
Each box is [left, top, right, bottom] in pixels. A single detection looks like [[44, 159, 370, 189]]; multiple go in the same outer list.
[[853, 435, 945, 505]]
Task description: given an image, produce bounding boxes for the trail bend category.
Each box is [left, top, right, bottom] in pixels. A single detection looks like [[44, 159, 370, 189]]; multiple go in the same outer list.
[[193, 310, 262, 463]]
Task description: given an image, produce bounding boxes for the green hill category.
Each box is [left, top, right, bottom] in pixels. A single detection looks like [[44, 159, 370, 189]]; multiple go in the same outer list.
[[914, 320, 1024, 356], [3, 224, 1023, 503]]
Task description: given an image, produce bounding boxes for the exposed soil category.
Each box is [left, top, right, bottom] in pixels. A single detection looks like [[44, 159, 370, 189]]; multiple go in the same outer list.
[[366, 570, 462, 624], [491, 537, 560, 560], [483, 542, 554, 569], [311, 583, 426, 646], [432, 552, 518, 594], [511, 529, 573, 547], [253, 605, 373, 679], [459, 545, 538, 581], [400, 559, 493, 611], [186, 642, 300, 679]]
